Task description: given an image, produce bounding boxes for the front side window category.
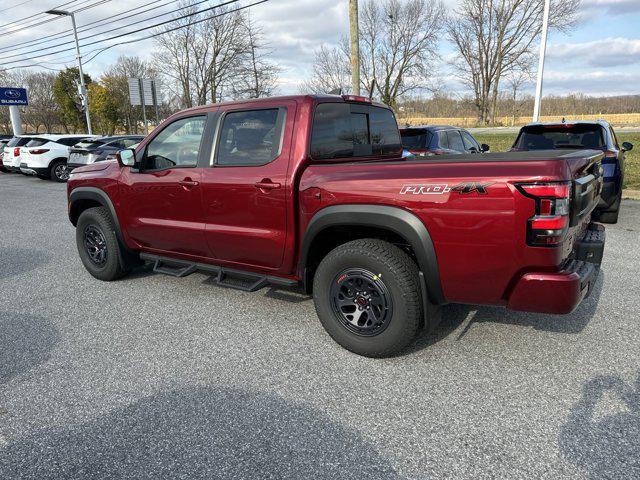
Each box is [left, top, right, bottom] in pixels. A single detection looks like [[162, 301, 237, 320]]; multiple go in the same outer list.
[[216, 109, 282, 166], [143, 116, 206, 170], [446, 131, 465, 152], [461, 131, 479, 151]]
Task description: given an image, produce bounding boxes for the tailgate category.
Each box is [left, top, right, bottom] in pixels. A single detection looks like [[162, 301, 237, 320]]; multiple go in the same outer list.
[[565, 150, 604, 227]]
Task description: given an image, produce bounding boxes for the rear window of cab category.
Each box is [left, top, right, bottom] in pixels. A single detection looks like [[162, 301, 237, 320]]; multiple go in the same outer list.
[[310, 103, 401, 160]]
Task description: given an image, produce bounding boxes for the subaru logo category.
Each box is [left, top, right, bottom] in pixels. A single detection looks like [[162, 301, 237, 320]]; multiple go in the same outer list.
[[4, 89, 20, 99]]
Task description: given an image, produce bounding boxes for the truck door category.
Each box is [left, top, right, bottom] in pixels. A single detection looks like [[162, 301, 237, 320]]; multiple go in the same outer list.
[[200, 103, 294, 270], [119, 115, 211, 257]]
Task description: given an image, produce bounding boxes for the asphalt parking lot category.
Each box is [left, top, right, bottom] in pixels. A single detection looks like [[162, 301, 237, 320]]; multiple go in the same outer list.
[[1, 173, 639, 479]]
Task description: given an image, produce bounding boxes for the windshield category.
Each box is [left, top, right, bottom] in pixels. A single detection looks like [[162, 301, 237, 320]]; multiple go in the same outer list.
[[514, 124, 605, 150]]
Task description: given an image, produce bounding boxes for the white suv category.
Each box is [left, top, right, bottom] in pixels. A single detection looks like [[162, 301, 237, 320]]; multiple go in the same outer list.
[[20, 134, 95, 182], [2, 135, 33, 173]]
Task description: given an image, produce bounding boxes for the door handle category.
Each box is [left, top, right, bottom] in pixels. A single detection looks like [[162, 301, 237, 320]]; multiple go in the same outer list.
[[179, 178, 199, 188], [255, 179, 281, 191]]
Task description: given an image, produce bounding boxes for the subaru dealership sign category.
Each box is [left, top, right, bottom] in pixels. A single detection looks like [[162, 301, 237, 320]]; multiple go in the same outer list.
[[0, 87, 28, 106]]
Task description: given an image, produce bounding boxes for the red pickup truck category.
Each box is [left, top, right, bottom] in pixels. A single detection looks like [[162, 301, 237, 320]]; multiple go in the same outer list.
[[67, 94, 605, 357]]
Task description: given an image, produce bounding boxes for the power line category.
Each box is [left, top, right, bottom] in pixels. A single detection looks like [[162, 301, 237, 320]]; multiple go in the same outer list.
[[0, 0, 84, 32], [84, 0, 269, 64], [1, 0, 243, 66], [0, 0, 169, 54], [3, 0, 40, 14], [0, 0, 214, 58], [0, 0, 109, 38], [3, 0, 270, 71]]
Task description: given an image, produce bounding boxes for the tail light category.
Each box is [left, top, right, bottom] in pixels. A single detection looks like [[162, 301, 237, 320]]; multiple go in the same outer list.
[[516, 182, 571, 246], [601, 150, 617, 164], [14, 147, 20, 157], [29, 149, 50, 155]]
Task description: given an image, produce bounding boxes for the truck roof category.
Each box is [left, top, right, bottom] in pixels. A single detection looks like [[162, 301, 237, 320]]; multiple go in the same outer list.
[[178, 94, 391, 115], [522, 119, 611, 128], [400, 125, 460, 131]]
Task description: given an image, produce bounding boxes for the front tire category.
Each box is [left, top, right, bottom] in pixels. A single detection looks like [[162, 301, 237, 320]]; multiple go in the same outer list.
[[313, 239, 423, 357], [76, 207, 133, 281]]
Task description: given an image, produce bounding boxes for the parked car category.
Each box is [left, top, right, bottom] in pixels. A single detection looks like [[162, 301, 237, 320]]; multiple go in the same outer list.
[[400, 125, 489, 156], [20, 134, 96, 182], [67, 135, 145, 172], [512, 120, 633, 223], [0, 136, 12, 172], [2, 135, 33, 173], [67, 94, 605, 357]]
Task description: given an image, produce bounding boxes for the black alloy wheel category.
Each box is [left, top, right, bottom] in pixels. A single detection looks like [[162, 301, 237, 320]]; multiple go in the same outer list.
[[330, 268, 393, 336], [83, 224, 108, 267]]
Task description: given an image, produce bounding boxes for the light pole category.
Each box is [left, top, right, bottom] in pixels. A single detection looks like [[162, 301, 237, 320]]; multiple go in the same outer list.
[[532, 0, 551, 122], [46, 9, 93, 134]]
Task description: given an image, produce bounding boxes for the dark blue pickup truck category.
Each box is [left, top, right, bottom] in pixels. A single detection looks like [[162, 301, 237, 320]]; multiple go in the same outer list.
[[512, 120, 633, 223]]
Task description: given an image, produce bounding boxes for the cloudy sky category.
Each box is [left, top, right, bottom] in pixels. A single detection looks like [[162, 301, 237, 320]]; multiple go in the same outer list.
[[1, 0, 639, 98]]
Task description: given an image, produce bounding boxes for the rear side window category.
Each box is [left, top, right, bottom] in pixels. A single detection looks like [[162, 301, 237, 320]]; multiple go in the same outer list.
[[437, 131, 449, 149], [514, 125, 605, 150], [26, 138, 49, 147], [310, 103, 401, 160], [216, 108, 284, 166]]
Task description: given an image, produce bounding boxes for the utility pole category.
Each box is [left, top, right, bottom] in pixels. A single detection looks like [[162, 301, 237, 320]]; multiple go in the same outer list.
[[349, 0, 361, 96], [46, 9, 93, 134], [532, 0, 551, 122]]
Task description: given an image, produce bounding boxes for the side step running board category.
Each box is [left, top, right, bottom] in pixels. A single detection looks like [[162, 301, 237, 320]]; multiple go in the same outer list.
[[142, 253, 297, 293]]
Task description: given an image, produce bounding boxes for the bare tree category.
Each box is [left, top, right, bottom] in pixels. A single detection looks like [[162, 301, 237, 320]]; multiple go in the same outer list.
[[230, 15, 280, 99], [447, 0, 580, 125], [303, 0, 445, 108], [300, 44, 352, 94], [154, 2, 276, 107]]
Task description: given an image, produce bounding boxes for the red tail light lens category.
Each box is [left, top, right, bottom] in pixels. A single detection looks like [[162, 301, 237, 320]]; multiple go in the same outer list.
[[29, 149, 50, 155], [14, 147, 20, 157], [516, 181, 571, 247]]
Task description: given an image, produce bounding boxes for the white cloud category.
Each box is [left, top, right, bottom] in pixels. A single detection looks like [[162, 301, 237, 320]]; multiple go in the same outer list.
[[547, 38, 640, 68], [581, 0, 640, 15]]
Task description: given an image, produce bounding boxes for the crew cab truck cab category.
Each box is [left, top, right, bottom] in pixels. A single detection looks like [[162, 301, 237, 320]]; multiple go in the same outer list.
[[67, 95, 606, 357]]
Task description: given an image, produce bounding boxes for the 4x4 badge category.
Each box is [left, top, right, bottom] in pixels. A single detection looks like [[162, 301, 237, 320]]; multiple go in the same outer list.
[[450, 182, 494, 195]]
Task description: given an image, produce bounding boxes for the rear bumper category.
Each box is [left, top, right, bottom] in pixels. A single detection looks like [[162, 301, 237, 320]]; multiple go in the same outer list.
[[507, 223, 605, 314], [20, 163, 48, 176]]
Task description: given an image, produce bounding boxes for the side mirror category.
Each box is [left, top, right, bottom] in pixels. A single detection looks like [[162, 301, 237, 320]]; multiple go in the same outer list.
[[622, 141, 633, 152], [481, 143, 490, 152], [117, 148, 136, 167]]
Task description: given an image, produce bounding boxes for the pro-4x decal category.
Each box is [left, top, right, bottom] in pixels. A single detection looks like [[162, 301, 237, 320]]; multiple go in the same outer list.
[[400, 182, 493, 195]]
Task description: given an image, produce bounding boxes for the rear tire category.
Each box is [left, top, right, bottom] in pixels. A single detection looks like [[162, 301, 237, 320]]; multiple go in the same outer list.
[[76, 207, 134, 281], [50, 160, 69, 182], [313, 239, 423, 357]]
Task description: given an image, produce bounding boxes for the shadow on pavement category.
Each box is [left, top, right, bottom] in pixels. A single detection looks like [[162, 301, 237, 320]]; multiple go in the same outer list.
[[0, 312, 60, 384], [558, 372, 640, 478], [0, 247, 50, 280], [0, 386, 404, 480]]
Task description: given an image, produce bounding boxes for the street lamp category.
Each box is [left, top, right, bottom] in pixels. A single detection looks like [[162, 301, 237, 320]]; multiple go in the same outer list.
[[46, 9, 92, 134], [532, 0, 551, 122]]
